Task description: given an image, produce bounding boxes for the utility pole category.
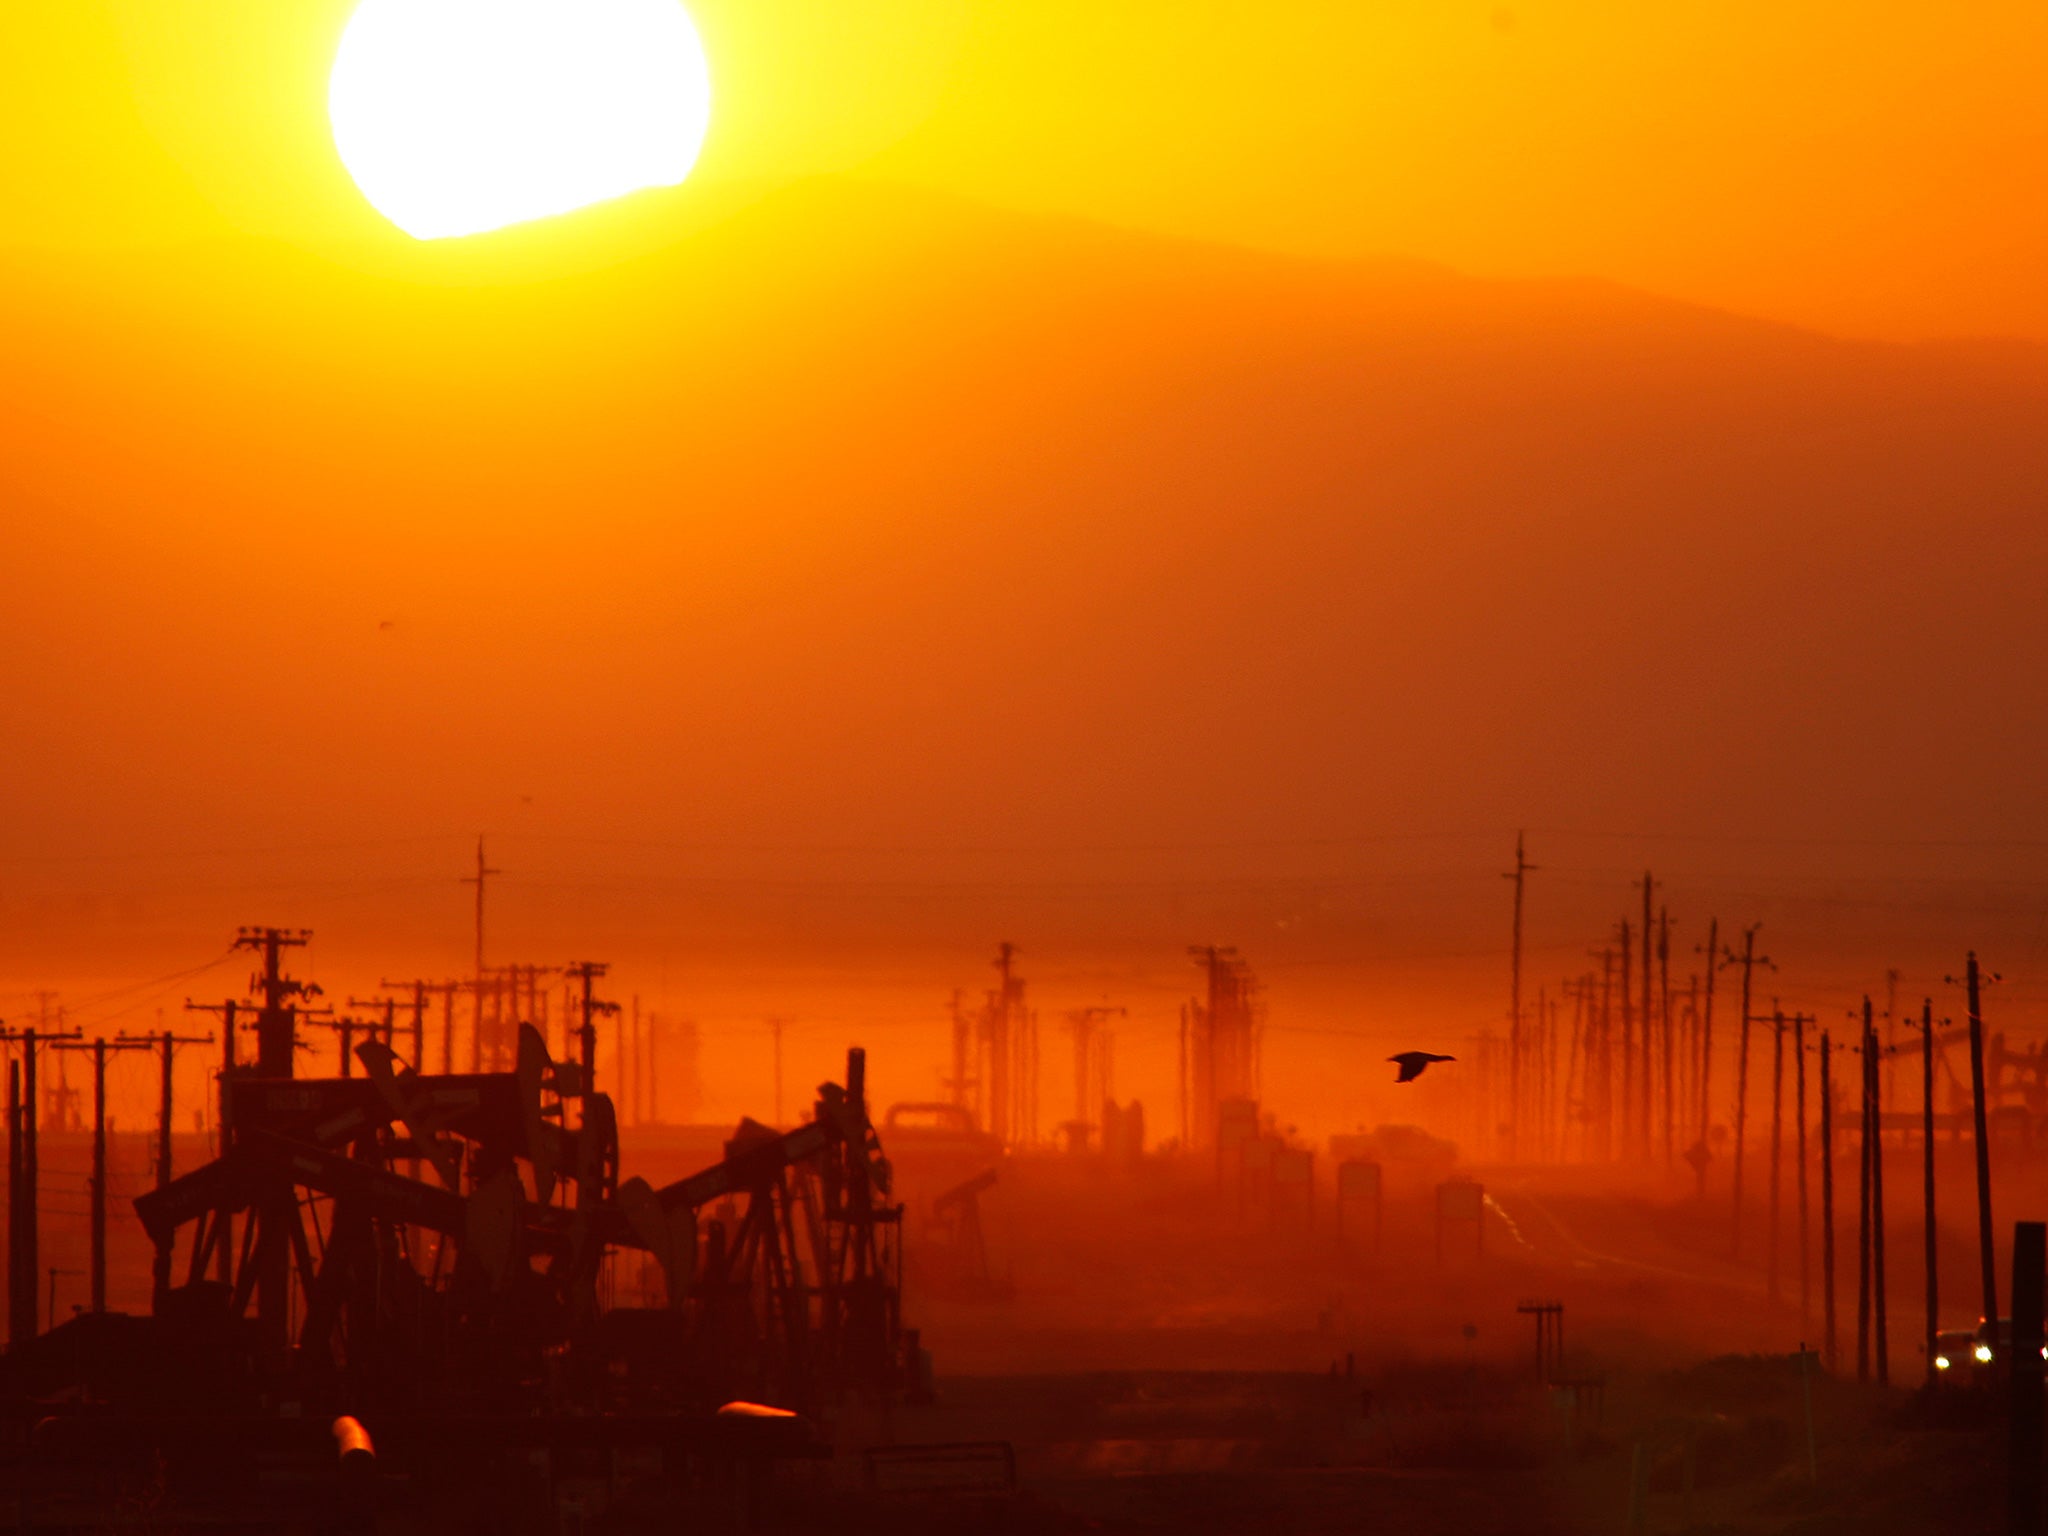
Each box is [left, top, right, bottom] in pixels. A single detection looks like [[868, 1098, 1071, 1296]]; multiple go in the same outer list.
[[379, 980, 432, 1071], [235, 927, 315, 1078], [437, 981, 458, 1075], [1882, 967, 1900, 1108], [1960, 953, 1998, 1332], [1693, 918, 1721, 1196], [560, 973, 576, 1066], [1768, 1006, 1786, 1304], [1868, 999, 1889, 1386], [118, 1028, 209, 1309], [1638, 872, 1656, 1163], [1917, 999, 1938, 1387], [2, 1019, 81, 1343], [1795, 1012, 1810, 1328], [184, 998, 238, 1115], [1595, 946, 1616, 1161], [1505, 834, 1536, 1160], [1858, 1007, 1872, 1383], [1561, 975, 1588, 1162], [1658, 904, 1673, 1169], [182, 996, 239, 1285], [344, 996, 401, 1068], [52, 1036, 153, 1314], [8, 1028, 31, 1346], [6, 1057, 18, 1346], [461, 838, 501, 1071], [1821, 1031, 1837, 1370], [563, 962, 616, 1100], [330, 1014, 358, 1077], [1618, 919, 1635, 1158], [463, 836, 500, 1017], [1728, 925, 1773, 1259], [233, 926, 315, 1347]]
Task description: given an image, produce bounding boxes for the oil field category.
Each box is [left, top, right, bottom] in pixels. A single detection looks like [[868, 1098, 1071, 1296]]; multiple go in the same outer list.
[[2, 866, 2045, 1532], [11, 1, 2048, 1532]]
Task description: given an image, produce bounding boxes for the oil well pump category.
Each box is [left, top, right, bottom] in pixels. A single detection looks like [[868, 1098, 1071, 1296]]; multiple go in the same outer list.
[[120, 1024, 908, 1421]]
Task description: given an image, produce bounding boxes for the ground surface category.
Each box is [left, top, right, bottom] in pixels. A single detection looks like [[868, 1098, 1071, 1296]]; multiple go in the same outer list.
[[3, 1136, 2033, 1532]]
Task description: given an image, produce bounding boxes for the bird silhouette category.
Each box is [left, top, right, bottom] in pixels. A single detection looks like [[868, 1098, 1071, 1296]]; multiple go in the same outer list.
[[1388, 1051, 1455, 1083]]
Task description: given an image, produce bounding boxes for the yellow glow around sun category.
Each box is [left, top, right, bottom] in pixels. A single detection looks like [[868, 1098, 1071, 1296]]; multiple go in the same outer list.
[[329, 0, 712, 241]]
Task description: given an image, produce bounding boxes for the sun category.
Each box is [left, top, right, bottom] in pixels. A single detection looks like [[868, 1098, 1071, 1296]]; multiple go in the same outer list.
[[329, 0, 712, 242]]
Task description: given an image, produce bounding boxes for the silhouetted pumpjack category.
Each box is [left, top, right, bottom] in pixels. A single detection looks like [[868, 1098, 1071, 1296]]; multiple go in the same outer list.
[[1389, 1051, 1455, 1083]]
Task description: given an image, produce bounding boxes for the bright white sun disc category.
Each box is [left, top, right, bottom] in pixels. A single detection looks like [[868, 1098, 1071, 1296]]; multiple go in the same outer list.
[[329, 0, 712, 241]]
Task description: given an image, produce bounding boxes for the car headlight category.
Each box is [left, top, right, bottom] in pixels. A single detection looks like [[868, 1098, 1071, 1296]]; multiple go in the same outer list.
[[1976, 1344, 1995, 1363], [1936, 1355, 1951, 1370]]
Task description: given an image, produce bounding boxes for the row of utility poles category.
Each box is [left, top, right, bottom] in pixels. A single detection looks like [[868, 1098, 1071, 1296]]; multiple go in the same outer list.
[[1842, 956, 1995, 1388], [1721, 955, 1999, 1390], [1504, 837, 2015, 1387], [4, 1018, 210, 1339], [1506, 839, 1771, 1173], [447, 838, 673, 1119], [1523, 895, 1759, 1175], [2, 912, 674, 1341], [262, 967, 677, 1124], [1, 831, 708, 1343]]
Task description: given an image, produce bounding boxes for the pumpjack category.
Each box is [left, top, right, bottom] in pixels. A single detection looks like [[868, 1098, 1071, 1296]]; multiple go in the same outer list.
[[110, 1025, 908, 1420]]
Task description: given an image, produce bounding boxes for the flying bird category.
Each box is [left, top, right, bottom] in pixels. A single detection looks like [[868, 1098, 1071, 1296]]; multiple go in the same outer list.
[[1388, 1051, 1456, 1083]]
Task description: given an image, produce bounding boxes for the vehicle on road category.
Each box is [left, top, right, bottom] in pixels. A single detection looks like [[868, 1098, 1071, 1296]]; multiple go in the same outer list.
[[1933, 1327, 1979, 1376], [1932, 1319, 2048, 1380]]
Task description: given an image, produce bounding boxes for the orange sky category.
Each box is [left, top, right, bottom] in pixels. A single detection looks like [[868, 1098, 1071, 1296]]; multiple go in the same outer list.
[[11, 3, 2048, 337], [5, 2, 2048, 1138]]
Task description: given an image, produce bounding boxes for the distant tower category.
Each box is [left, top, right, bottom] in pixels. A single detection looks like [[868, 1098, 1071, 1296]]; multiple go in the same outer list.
[[1186, 946, 1259, 1148], [978, 944, 1035, 1146]]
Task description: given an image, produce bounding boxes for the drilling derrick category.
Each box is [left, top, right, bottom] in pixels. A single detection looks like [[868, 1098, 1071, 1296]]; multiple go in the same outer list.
[[977, 943, 1037, 1148], [1185, 946, 1260, 1149]]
